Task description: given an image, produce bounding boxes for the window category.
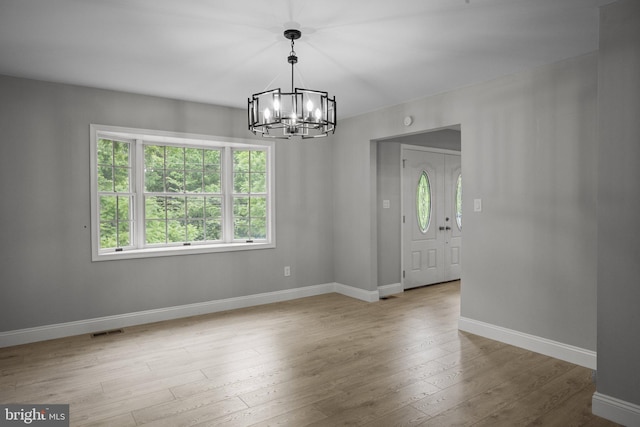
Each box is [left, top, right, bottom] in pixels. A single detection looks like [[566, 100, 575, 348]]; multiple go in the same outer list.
[[416, 171, 431, 233], [455, 173, 462, 230], [97, 138, 133, 249], [232, 150, 267, 240], [90, 125, 274, 261], [142, 145, 223, 246]]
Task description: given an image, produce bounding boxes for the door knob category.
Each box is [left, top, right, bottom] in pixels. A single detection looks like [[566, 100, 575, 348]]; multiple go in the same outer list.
[[446, 226, 451, 230], [439, 226, 445, 231]]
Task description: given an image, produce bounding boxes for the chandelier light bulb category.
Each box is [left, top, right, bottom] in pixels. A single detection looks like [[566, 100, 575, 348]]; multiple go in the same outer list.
[[315, 108, 321, 121], [264, 108, 271, 122], [273, 99, 280, 112], [306, 99, 313, 112]]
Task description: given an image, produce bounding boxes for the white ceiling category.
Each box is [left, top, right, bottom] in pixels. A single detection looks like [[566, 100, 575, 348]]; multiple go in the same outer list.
[[0, 0, 613, 119]]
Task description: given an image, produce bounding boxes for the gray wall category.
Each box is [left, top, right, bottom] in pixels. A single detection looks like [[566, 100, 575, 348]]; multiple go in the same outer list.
[[376, 130, 461, 287], [597, 0, 640, 408], [0, 44, 602, 362], [0, 75, 334, 332], [334, 52, 598, 351], [377, 143, 402, 287]]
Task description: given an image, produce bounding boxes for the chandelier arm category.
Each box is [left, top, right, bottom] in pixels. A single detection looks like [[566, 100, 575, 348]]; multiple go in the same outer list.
[[294, 67, 308, 90], [262, 71, 283, 92]]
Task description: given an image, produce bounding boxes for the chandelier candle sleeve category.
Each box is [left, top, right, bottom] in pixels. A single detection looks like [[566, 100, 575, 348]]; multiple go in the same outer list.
[[248, 29, 336, 139]]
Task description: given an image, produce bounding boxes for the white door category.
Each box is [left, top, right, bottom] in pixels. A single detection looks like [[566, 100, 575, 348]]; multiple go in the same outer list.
[[402, 148, 461, 289], [444, 155, 462, 281]]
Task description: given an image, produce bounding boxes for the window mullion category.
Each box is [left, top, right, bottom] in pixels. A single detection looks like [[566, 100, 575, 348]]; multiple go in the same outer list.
[[223, 146, 234, 243], [134, 139, 145, 249]]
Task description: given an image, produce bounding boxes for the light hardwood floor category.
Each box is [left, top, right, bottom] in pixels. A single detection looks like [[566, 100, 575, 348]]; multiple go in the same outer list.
[[0, 281, 619, 426]]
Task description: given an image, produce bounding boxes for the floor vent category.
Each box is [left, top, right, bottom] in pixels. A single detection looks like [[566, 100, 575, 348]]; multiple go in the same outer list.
[[91, 329, 124, 338]]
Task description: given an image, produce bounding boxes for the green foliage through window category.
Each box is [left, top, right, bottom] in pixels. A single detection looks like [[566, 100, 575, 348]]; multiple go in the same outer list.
[[93, 128, 272, 258], [233, 150, 267, 240], [455, 174, 462, 230], [143, 145, 222, 245], [97, 139, 133, 249], [417, 171, 431, 233]]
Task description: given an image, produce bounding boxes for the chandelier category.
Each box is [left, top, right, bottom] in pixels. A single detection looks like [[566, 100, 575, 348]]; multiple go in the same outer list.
[[248, 29, 336, 139]]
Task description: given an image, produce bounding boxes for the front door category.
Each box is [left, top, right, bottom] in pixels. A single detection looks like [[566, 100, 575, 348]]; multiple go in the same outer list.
[[402, 147, 461, 289]]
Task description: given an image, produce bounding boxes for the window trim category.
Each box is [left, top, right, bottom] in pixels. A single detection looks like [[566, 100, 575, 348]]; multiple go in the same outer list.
[[90, 124, 275, 261]]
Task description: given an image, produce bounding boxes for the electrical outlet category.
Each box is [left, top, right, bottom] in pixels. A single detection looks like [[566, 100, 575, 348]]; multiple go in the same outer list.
[[284, 266, 291, 277]]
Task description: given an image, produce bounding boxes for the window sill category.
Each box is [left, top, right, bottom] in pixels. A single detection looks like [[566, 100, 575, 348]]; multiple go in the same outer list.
[[92, 241, 275, 262]]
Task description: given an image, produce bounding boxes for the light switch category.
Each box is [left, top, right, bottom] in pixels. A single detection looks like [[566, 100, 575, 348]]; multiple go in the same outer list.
[[474, 198, 482, 212], [383, 200, 390, 209]]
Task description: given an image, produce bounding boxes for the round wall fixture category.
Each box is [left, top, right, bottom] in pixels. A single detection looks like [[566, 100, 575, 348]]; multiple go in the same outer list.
[[404, 116, 413, 126]]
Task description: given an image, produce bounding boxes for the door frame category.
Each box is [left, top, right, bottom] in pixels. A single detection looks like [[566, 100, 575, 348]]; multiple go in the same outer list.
[[400, 144, 461, 290]]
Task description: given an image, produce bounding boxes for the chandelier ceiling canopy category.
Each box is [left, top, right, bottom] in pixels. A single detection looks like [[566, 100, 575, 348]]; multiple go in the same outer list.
[[248, 29, 336, 139]]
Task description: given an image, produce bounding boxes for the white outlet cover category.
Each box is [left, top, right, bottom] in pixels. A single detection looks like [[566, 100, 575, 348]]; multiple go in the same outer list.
[[474, 199, 482, 212]]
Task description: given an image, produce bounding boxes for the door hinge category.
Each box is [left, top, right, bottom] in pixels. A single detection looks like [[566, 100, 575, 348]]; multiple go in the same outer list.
[[403, 215, 405, 223], [403, 270, 405, 278], [402, 159, 406, 168]]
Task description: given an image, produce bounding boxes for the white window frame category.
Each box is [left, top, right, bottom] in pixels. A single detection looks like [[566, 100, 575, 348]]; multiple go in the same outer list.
[[90, 124, 275, 261]]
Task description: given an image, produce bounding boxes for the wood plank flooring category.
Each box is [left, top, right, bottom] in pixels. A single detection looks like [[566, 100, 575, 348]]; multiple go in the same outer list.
[[0, 281, 619, 426]]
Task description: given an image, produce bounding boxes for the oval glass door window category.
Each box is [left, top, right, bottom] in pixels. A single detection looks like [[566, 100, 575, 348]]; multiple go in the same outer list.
[[455, 173, 462, 230], [416, 171, 431, 233]]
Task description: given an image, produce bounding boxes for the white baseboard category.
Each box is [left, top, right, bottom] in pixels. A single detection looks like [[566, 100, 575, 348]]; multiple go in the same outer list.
[[458, 316, 597, 369], [334, 283, 380, 302], [0, 282, 381, 348], [593, 392, 640, 426], [378, 283, 403, 298]]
